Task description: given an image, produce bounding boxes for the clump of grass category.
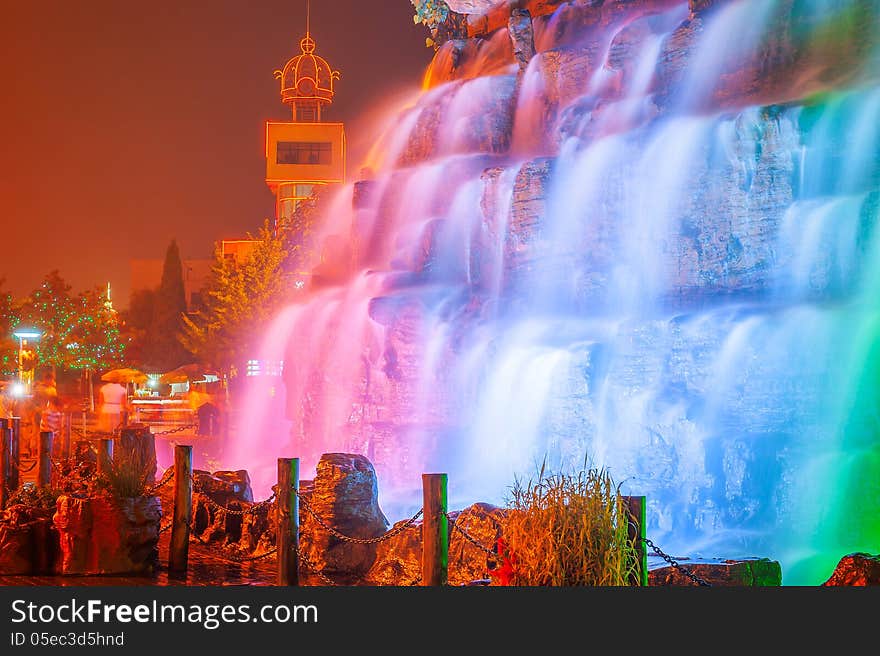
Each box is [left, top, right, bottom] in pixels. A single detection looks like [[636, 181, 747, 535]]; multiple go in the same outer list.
[[6, 484, 60, 512], [499, 461, 640, 586], [98, 448, 154, 499]]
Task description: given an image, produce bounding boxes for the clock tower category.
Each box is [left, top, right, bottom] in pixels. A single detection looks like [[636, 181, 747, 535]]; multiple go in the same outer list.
[[266, 27, 345, 230]]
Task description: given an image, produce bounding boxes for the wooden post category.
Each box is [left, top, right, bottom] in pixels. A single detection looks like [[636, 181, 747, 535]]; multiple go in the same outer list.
[[37, 431, 53, 488], [118, 424, 157, 485], [421, 473, 448, 586], [0, 428, 10, 510], [8, 417, 20, 492], [624, 495, 648, 586], [168, 444, 193, 576], [276, 458, 299, 586], [97, 438, 114, 476], [62, 412, 72, 460]]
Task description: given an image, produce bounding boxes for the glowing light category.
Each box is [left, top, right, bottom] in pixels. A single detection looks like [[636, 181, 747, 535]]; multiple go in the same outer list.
[[10, 383, 25, 398]]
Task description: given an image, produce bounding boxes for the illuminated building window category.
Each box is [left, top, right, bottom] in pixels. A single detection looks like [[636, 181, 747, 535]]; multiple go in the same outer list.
[[277, 141, 332, 165], [246, 360, 284, 377], [296, 104, 318, 122]]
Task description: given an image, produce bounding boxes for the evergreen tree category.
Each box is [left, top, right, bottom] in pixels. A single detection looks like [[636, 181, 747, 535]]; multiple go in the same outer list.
[[0, 279, 17, 377], [143, 239, 191, 372], [181, 219, 295, 378]]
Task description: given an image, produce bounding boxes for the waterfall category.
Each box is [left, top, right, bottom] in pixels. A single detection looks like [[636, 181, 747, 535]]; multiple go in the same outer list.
[[230, 0, 880, 584]]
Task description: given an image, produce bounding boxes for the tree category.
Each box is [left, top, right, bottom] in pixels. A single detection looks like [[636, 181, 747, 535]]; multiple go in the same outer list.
[[142, 239, 191, 372], [411, 0, 450, 49], [17, 271, 80, 371], [181, 219, 296, 378], [282, 188, 324, 276], [0, 278, 17, 377], [65, 286, 126, 372], [118, 287, 157, 368], [12, 272, 126, 407]]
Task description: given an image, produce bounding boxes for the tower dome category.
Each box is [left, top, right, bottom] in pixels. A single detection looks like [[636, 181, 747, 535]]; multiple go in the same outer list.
[[274, 33, 340, 108]]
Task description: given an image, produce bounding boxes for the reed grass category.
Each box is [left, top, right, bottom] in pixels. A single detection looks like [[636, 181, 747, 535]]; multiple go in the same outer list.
[[500, 461, 640, 586], [99, 447, 153, 498]]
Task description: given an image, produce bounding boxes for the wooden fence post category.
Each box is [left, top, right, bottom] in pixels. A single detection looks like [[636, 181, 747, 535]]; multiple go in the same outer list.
[[0, 427, 10, 510], [97, 438, 114, 476], [624, 495, 648, 586], [38, 431, 53, 488], [421, 473, 448, 586], [62, 412, 72, 460], [169, 444, 193, 576], [8, 416, 20, 492], [277, 457, 299, 586]]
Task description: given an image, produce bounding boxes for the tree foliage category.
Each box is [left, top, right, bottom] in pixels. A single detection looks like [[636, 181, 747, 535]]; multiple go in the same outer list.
[[0, 279, 17, 376], [142, 239, 191, 372], [411, 0, 450, 49], [12, 271, 126, 373], [181, 219, 297, 376]]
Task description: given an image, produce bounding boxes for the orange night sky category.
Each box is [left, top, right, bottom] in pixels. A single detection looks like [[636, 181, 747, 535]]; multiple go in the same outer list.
[[0, 0, 430, 307]]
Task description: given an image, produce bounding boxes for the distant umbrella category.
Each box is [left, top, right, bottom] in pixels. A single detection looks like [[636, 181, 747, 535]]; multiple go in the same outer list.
[[159, 363, 217, 385], [100, 368, 148, 384]]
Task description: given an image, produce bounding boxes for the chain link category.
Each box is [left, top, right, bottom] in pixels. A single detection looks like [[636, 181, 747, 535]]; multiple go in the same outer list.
[[144, 468, 175, 495], [643, 536, 712, 587], [445, 511, 498, 557], [298, 495, 423, 544], [152, 423, 197, 436], [17, 460, 38, 474], [296, 545, 338, 586], [192, 481, 277, 516]]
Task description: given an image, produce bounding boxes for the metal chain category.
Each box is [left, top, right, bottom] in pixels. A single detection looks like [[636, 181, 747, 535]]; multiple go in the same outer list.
[[152, 423, 197, 436], [298, 495, 423, 544], [144, 468, 175, 495], [643, 536, 712, 587], [296, 545, 338, 586], [445, 512, 498, 558], [17, 460, 37, 473], [193, 484, 277, 516]]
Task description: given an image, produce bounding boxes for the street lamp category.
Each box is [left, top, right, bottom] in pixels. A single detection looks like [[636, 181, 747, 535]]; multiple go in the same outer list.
[[12, 328, 41, 393]]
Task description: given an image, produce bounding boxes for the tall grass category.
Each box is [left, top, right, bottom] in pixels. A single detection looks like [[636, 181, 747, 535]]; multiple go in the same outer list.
[[100, 447, 154, 498], [500, 462, 640, 586]]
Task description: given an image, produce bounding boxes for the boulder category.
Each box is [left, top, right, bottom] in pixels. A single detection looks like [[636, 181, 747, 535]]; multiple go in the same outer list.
[[822, 553, 880, 586], [362, 515, 422, 586], [53, 494, 161, 575], [188, 469, 267, 553], [0, 505, 57, 575], [447, 503, 507, 584], [509, 8, 535, 72], [648, 556, 782, 586], [194, 469, 254, 504], [365, 502, 506, 586], [299, 453, 390, 581]]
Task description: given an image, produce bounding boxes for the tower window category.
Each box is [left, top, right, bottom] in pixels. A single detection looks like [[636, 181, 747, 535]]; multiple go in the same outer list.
[[296, 104, 318, 122], [277, 142, 332, 165]]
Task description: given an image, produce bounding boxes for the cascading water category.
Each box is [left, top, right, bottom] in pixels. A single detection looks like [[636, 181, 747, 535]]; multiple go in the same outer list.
[[229, 0, 880, 584]]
